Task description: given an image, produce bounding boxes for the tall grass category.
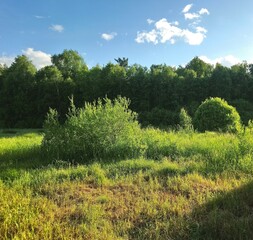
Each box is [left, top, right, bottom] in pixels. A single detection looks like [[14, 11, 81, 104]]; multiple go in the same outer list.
[[1, 128, 253, 239]]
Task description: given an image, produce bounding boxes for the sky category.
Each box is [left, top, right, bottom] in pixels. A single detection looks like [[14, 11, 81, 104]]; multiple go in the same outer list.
[[1, 0, 253, 69]]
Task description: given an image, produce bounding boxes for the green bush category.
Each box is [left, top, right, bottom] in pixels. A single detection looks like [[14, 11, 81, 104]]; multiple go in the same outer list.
[[179, 108, 193, 132], [42, 97, 145, 161], [193, 97, 241, 133]]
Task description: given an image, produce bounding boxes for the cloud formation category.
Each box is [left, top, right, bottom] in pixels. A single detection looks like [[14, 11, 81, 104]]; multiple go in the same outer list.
[[184, 12, 200, 20], [199, 55, 242, 67], [22, 48, 52, 69], [0, 48, 52, 69], [147, 18, 155, 25], [182, 4, 193, 13], [136, 18, 207, 45], [136, 4, 210, 46], [101, 32, 117, 41], [49, 24, 64, 33], [182, 4, 210, 20], [199, 8, 210, 15]]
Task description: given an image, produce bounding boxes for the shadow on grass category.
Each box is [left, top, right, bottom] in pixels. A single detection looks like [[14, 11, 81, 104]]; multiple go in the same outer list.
[[187, 180, 253, 240], [0, 145, 51, 180], [0, 129, 44, 138], [127, 180, 253, 240]]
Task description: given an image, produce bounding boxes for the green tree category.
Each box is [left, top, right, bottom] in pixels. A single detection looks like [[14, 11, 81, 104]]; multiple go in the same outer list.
[[230, 63, 250, 100], [1, 55, 37, 127], [35, 66, 68, 125], [230, 99, 253, 125], [114, 57, 129, 69], [75, 65, 102, 106], [100, 63, 127, 98], [0, 64, 8, 126], [193, 97, 241, 133], [185, 57, 213, 78], [208, 64, 232, 100], [51, 49, 88, 80], [126, 64, 150, 112]]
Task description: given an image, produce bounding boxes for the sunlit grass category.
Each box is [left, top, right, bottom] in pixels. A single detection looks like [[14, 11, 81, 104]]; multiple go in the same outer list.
[[0, 129, 253, 239]]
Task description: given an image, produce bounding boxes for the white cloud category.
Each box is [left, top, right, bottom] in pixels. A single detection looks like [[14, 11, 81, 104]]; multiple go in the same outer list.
[[170, 39, 176, 44], [182, 29, 206, 45], [182, 4, 193, 13], [0, 48, 52, 69], [155, 19, 183, 44], [137, 4, 210, 46], [135, 18, 207, 45], [199, 55, 242, 67], [184, 12, 200, 20], [22, 48, 52, 69], [136, 29, 159, 44], [101, 32, 117, 41], [196, 26, 207, 33], [0, 55, 15, 66], [49, 24, 64, 33], [199, 8, 210, 15], [183, 6, 210, 20], [147, 18, 155, 25]]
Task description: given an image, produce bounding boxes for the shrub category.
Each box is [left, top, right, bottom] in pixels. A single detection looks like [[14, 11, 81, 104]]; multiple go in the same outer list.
[[193, 97, 241, 133], [179, 108, 193, 132], [42, 97, 145, 161]]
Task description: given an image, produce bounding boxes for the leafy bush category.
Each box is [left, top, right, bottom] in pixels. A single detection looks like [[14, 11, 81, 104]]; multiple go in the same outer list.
[[42, 97, 145, 161], [193, 97, 241, 133], [179, 108, 193, 132]]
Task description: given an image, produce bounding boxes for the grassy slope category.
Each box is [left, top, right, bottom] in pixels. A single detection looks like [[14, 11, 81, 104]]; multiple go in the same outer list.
[[0, 130, 253, 239]]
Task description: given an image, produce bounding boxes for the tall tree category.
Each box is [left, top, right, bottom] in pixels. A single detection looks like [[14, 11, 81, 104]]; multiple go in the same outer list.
[[1, 55, 37, 127], [35, 66, 66, 125], [114, 57, 129, 69], [186, 57, 213, 78], [51, 49, 88, 81], [100, 63, 127, 98], [208, 63, 232, 100], [0, 64, 8, 126], [230, 62, 250, 100]]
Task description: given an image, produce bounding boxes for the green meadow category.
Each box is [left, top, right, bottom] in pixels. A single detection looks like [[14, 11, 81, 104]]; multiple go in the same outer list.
[[1, 128, 253, 240]]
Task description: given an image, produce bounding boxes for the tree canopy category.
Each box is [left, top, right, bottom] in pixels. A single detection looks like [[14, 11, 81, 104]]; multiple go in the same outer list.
[[0, 51, 253, 129]]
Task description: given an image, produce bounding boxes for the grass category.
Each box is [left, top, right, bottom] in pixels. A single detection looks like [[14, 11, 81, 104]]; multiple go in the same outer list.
[[0, 129, 253, 239]]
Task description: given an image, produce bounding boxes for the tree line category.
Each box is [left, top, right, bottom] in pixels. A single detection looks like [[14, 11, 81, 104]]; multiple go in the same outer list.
[[0, 49, 253, 128]]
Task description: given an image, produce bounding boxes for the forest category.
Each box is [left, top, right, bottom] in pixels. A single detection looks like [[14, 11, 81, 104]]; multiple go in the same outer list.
[[2, 49, 253, 239], [1, 49, 253, 129]]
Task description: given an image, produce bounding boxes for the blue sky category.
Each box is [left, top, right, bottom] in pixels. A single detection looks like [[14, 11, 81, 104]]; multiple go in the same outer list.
[[1, 0, 253, 69]]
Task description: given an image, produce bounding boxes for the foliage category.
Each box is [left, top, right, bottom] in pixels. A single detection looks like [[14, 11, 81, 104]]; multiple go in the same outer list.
[[139, 108, 178, 128], [1, 50, 253, 129], [230, 99, 253, 125], [193, 97, 242, 133], [42, 97, 144, 161], [114, 57, 128, 68], [0, 55, 37, 127], [179, 108, 193, 131], [51, 49, 88, 80], [185, 56, 213, 78]]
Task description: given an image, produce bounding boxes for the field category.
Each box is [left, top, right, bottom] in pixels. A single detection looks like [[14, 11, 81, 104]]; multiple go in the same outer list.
[[1, 129, 253, 239]]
